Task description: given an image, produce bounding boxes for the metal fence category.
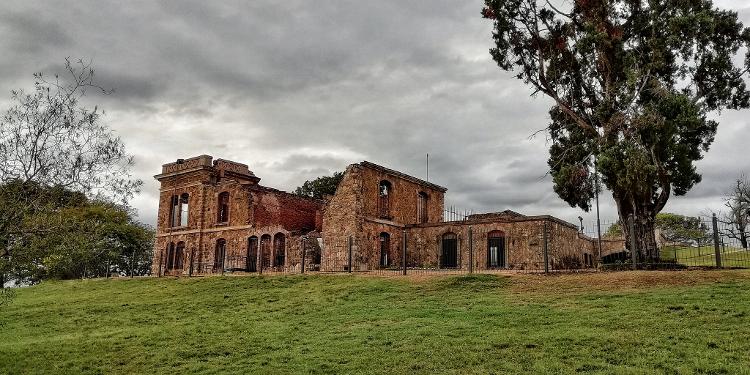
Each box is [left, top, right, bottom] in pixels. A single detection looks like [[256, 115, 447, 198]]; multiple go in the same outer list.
[[156, 219, 599, 277], [583, 214, 750, 270], [155, 214, 750, 277]]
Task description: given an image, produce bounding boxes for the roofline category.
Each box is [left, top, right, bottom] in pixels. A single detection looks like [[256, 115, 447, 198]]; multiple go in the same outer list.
[[408, 214, 583, 232], [358, 161, 447, 192]]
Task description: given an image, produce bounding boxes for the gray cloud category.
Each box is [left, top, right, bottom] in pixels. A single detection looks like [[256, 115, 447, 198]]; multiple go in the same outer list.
[[1, 0, 749, 227]]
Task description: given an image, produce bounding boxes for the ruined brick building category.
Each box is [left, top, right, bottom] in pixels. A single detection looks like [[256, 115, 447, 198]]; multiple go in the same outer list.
[[153, 155, 598, 275]]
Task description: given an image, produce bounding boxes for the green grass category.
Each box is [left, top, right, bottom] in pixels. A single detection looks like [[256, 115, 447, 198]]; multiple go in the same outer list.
[[2, 272, 750, 374], [661, 245, 750, 267]]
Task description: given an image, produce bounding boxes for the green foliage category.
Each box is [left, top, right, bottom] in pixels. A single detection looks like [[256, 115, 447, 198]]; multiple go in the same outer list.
[[604, 213, 710, 245], [483, 0, 750, 251], [0, 60, 145, 285], [3, 273, 750, 373], [293, 171, 344, 199], [605, 222, 623, 238], [655, 213, 710, 245], [1, 182, 154, 284]]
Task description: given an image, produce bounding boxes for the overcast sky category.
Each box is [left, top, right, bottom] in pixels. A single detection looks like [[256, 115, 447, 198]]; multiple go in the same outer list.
[[1, 0, 749, 231]]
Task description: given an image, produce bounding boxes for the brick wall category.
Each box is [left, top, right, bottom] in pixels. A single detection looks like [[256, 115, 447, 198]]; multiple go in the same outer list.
[[153, 155, 324, 275]]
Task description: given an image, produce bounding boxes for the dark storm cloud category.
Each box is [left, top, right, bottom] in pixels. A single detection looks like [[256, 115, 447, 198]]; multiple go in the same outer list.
[[1, 0, 749, 226]]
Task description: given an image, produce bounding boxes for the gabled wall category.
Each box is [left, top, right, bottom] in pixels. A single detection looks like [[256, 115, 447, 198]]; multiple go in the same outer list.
[[321, 164, 364, 269]]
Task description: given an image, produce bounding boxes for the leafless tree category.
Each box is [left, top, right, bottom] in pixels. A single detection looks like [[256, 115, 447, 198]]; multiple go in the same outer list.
[[0, 58, 142, 286], [719, 176, 750, 249]]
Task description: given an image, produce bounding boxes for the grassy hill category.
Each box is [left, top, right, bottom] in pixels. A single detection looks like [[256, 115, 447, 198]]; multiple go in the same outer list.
[[2, 271, 750, 374]]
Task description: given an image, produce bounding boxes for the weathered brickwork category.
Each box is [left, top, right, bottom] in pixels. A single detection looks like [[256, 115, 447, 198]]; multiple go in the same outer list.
[[152, 155, 324, 276], [321, 162, 599, 272], [153, 156, 600, 275], [321, 162, 447, 271]]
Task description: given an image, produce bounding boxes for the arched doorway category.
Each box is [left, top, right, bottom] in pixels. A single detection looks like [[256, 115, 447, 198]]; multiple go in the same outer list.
[[273, 233, 286, 269], [165, 242, 175, 270], [260, 234, 272, 269], [174, 242, 185, 271], [487, 230, 505, 269], [214, 239, 226, 272], [441, 233, 458, 268], [379, 232, 390, 268], [247, 236, 258, 272]]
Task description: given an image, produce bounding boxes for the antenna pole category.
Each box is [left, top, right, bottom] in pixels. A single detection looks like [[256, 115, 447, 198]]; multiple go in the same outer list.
[[426, 153, 429, 182]]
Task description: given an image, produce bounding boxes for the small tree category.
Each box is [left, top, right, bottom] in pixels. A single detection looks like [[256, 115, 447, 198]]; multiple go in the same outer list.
[[720, 177, 750, 249], [483, 0, 750, 262], [293, 172, 344, 199], [0, 59, 142, 285]]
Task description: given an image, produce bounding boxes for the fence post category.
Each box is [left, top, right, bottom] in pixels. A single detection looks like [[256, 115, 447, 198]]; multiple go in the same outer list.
[[468, 227, 474, 274], [301, 237, 307, 274], [628, 215, 637, 270], [543, 221, 549, 273], [348, 236, 353, 273], [712, 213, 722, 268], [189, 249, 194, 277], [402, 230, 407, 276]]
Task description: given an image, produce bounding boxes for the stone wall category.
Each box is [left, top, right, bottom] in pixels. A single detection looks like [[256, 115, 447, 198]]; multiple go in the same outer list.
[[405, 219, 548, 270], [546, 220, 596, 269], [321, 165, 364, 270], [321, 216, 597, 272], [359, 163, 445, 225]]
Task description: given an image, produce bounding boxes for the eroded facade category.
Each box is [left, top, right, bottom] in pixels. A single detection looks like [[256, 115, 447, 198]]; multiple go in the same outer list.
[[153, 155, 598, 275]]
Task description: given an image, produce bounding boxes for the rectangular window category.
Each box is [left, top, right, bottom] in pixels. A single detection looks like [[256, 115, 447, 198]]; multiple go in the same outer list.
[[417, 192, 428, 223]]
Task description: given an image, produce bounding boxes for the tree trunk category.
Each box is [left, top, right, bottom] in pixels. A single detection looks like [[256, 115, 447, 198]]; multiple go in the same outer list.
[[614, 195, 660, 264], [740, 231, 748, 249]]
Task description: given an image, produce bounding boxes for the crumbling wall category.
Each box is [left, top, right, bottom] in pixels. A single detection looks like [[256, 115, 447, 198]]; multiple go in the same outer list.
[[321, 165, 364, 271]]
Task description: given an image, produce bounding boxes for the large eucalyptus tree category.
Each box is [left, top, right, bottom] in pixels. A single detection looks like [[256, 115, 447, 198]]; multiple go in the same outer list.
[[483, 0, 750, 260]]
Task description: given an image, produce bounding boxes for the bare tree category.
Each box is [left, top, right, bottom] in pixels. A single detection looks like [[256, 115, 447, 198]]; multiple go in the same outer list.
[[720, 176, 750, 249], [0, 58, 142, 286]]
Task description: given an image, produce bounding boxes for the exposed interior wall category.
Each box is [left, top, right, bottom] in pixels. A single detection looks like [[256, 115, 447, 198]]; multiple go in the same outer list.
[[321, 165, 364, 270]]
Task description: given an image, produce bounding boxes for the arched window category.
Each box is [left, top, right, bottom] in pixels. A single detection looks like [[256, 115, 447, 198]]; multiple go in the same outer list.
[[247, 236, 259, 272], [273, 233, 286, 268], [214, 239, 227, 271], [417, 192, 429, 224], [487, 230, 505, 269], [179, 194, 189, 227], [441, 232, 458, 268], [174, 242, 185, 270], [217, 192, 230, 223], [165, 242, 175, 269], [260, 234, 272, 269], [379, 232, 390, 268], [378, 180, 392, 219]]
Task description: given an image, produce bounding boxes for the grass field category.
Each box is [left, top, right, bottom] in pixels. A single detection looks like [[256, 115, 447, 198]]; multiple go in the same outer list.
[[3, 271, 750, 374]]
